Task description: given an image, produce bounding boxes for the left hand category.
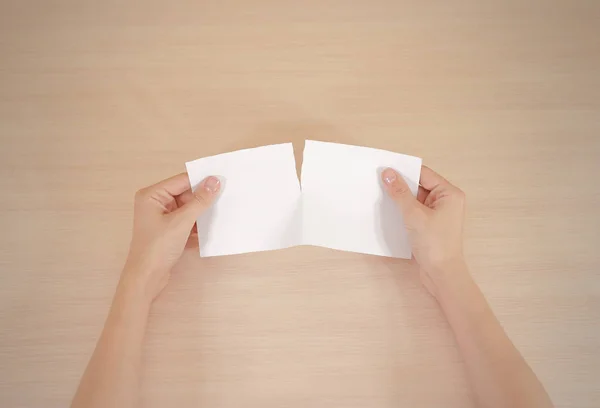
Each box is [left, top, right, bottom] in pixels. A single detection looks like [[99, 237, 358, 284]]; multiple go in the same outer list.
[[122, 173, 221, 302]]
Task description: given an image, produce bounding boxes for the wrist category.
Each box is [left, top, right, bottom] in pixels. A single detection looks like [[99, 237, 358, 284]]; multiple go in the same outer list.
[[116, 267, 155, 312], [424, 257, 471, 298]]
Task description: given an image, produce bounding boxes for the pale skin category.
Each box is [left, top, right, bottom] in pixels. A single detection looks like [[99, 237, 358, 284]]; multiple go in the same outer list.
[[71, 167, 553, 408]]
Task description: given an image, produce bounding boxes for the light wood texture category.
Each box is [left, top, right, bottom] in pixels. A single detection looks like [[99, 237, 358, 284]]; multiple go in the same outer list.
[[1, 1, 599, 407]]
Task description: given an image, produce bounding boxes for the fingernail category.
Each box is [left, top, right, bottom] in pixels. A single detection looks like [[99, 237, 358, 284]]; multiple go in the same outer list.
[[382, 168, 397, 185], [203, 176, 221, 193]]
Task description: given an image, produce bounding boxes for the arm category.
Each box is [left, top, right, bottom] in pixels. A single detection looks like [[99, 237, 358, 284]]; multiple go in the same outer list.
[[70, 272, 149, 408], [381, 167, 553, 408], [71, 173, 221, 408], [436, 262, 552, 408]]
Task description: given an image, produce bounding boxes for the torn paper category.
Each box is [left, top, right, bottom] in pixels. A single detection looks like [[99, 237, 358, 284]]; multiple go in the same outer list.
[[186, 141, 421, 258], [186, 143, 302, 257], [301, 140, 422, 258]]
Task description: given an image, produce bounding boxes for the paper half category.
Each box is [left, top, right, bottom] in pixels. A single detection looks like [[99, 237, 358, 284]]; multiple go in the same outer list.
[[185, 143, 302, 257], [301, 140, 422, 258]]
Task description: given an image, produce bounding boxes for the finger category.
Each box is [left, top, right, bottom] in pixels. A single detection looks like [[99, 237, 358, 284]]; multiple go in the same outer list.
[[148, 173, 192, 197], [171, 176, 221, 225], [175, 189, 195, 208], [381, 168, 419, 214], [419, 166, 451, 191], [417, 186, 429, 204]]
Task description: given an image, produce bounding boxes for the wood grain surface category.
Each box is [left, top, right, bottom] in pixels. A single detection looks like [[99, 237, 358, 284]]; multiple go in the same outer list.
[[1, 1, 599, 407]]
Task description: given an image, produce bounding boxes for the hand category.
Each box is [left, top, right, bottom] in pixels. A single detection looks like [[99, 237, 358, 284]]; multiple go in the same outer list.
[[122, 173, 221, 302], [381, 166, 466, 296]]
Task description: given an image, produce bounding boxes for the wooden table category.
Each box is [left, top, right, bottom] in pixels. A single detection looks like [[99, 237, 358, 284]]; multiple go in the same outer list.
[[1, 1, 599, 407]]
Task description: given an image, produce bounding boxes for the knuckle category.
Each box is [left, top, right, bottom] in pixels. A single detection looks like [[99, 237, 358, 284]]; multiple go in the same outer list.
[[455, 188, 466, 201], [134, 188, 147, 200], [192, 191, 210, 209], [392, 184, 410, 197]]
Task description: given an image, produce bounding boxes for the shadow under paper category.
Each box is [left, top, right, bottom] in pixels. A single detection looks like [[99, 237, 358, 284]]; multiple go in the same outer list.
[[279, 195, 304, 249]]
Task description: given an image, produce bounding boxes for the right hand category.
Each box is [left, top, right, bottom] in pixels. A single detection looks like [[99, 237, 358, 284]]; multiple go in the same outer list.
[[381, 166, 467, 296]]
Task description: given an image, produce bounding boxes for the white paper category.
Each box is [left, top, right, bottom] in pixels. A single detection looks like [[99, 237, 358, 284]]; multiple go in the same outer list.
[[185, 143, 302, 257], [186, 141, 421, 258], [301, 140, 422, 258]]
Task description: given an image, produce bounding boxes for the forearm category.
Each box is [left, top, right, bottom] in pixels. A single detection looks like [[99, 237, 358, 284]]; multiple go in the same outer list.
[[433, 261, 553, 408], [71, 271, 151, 408]]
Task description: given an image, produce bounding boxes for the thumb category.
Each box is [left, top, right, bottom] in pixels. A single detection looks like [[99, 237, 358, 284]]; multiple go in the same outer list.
[[381, 168, 419, 215], [173, 175, 221, 225]]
